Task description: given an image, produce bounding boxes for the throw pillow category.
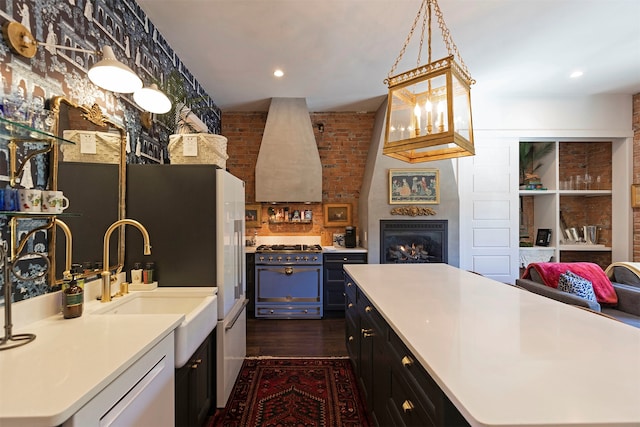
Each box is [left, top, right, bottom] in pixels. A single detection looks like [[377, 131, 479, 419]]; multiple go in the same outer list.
[[558, 270, 597, 302], [526, 262, 617, 305]]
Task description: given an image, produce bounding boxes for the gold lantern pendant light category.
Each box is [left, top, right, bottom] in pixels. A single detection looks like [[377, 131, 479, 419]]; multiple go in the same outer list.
[[383, 0, 475, 163]]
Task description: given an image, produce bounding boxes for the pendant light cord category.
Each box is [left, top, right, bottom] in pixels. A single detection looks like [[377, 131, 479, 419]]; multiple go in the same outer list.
[[385, 0, 474, 85]]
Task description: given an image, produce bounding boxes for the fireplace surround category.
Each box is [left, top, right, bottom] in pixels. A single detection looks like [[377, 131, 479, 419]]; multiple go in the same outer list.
[[380, 220, 448, 264]]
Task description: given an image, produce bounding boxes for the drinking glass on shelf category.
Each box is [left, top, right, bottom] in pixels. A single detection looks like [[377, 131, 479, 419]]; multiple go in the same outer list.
[[584, 173, 592, 190], [575, 175, 583, 190], [595, 175, 601, 190]]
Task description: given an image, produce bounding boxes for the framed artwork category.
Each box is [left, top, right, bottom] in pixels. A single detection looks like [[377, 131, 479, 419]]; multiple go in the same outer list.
[[245, 204, 262, 227], [535, 228, 552, 246], [632, 184, 640, 208], [389, 169, 439, 204], [324, 203, 352, 227]]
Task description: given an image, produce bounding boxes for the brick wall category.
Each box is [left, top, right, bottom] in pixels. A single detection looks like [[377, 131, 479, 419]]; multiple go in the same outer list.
[[633, 93, 640, 261], [223, 112, 375, 245]]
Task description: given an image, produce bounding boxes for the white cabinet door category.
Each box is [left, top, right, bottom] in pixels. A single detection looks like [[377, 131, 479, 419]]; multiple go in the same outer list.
[[64, 333, 175, 427], [459, 135, 519, 283]]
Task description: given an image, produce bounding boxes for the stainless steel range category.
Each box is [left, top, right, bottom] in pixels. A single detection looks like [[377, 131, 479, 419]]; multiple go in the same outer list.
[[255, 244, 323, 319]]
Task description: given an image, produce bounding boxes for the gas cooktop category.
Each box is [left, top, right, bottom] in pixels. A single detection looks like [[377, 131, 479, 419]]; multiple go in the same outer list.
[[255, 244, 323, 253]]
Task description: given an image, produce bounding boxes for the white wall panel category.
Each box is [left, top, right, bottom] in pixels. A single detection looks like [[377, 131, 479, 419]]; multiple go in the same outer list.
[[473, 228, 510, 247], [472, 255, 512, 276], [473, 200, 511, 220], [473, 171, 511, 193], [459, 136, 519, 283], [472, 146, 510, 166]]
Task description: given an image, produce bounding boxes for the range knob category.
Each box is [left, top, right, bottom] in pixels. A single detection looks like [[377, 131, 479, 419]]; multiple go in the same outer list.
[[295, 256, 301, 261], [312, 256, 318, 261], [286, 256, 292, 262], [259, 256, 265, 262], [268, 256, 274, 261], [277, 256, 283, 262], [303, 256, 309, 261]]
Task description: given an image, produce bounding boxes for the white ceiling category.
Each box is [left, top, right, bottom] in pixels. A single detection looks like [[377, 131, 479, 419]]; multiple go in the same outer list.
[[138, 0, 640, 112]]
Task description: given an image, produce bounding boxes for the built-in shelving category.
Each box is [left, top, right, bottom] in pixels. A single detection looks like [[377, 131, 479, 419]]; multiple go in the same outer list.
[[518, 140, 619, 268]]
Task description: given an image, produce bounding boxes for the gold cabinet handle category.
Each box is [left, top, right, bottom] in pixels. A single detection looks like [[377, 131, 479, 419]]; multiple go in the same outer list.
[[348, 302, 354, 309], [401, 355, 414, 367], [402, 400, 415, 413], [365, 306, 373, 313], [348, 336, 354, 342], [347, 282, 352, 287], [361, 328, 375, 338]]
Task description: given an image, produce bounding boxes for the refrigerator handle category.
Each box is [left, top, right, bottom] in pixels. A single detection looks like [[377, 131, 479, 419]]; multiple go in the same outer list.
[[234, 219, 243, 299]]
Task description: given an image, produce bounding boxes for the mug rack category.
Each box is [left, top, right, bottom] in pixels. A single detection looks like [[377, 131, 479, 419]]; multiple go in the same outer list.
[[0, 115, 74, 351]]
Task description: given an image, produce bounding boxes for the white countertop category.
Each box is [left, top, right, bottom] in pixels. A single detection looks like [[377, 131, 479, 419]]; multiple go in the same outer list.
[[0, 302, 182, 426], [344, 263, 640, 427]]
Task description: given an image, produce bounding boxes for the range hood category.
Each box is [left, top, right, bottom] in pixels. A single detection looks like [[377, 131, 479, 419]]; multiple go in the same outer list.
[[255, 98, 322, 203]]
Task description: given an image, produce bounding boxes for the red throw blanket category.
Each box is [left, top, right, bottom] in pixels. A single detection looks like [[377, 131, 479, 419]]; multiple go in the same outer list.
[[522, 262, 617, 305]]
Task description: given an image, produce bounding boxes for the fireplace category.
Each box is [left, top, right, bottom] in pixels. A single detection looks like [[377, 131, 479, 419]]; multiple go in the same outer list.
[[380, 220, 448, 264]]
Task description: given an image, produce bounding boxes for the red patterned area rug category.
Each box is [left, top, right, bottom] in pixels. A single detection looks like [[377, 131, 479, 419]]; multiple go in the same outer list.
[[213, 358, 371, 427]]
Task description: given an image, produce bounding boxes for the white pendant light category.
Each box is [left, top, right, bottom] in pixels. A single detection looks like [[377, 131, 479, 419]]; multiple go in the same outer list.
[[133, 83, 172, 114], [88, 45, 142, 94]]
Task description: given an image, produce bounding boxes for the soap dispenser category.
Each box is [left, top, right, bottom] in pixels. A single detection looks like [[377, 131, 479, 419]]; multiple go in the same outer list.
[[62, 265, 83, 319]]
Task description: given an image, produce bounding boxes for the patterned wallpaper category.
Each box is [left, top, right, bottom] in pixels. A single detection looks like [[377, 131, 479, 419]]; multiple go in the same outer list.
[[0, 0, 221, 303]]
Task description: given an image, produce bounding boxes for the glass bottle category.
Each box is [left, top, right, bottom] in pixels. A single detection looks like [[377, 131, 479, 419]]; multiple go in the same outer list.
[[63, 267, 83, 319]]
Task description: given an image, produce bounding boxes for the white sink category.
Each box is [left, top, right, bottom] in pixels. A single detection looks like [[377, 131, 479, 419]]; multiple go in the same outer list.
[[92, 287, 218, 368]]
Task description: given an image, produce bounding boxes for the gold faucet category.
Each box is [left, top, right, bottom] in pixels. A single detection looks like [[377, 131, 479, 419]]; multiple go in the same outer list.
[[54, 218, 73, 280], [101, 219, 151, 302]]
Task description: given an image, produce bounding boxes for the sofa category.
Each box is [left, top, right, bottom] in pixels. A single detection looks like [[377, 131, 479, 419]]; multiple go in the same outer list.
[[516, 262, 640, 328]]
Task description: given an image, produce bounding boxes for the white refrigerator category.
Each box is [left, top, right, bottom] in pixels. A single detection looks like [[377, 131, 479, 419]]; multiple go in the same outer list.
[[215, 168, 247, 408], [126, 165, 247, 409]]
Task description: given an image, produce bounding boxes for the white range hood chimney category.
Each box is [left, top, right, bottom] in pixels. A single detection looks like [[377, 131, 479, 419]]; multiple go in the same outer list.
[[255, 98, 322, 203]]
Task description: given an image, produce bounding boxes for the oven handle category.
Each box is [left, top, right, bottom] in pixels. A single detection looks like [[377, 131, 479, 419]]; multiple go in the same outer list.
[[225, 299, 249, 331]]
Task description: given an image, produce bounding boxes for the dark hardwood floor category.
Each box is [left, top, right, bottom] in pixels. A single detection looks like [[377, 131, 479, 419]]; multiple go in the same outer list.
[[246, 317, 347, 357]]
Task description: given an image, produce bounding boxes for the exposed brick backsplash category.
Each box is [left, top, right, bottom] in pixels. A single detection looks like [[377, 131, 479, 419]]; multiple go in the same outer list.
[[222, 112, 375, 245], [224, 96, 640, 255]]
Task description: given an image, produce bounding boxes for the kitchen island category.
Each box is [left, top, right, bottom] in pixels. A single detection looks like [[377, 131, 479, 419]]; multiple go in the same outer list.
[[344, 263, 640, 427]]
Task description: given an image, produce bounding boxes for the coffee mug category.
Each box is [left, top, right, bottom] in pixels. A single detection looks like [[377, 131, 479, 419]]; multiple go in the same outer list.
[[42, 190, 69, 214], [18, 188, 42, 212], [3, 187, 18, 211]]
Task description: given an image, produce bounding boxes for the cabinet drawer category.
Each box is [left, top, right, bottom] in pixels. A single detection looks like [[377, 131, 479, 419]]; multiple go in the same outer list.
[[345, 311, 359, 362], [345, 294, 357, 319], [357, 292, 386, 334], [344, 274, 357, 302], [388, 366, 437, 427], [256, 306, 322, 318], [324, 253, 368, 264], [388, 329, 443, 422], [325, 267, 348, 283]]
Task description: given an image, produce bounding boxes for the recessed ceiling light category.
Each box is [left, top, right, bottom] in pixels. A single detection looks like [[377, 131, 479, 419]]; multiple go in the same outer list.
[[273, 69, 284, 78], [570, 70, 584, 79]]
